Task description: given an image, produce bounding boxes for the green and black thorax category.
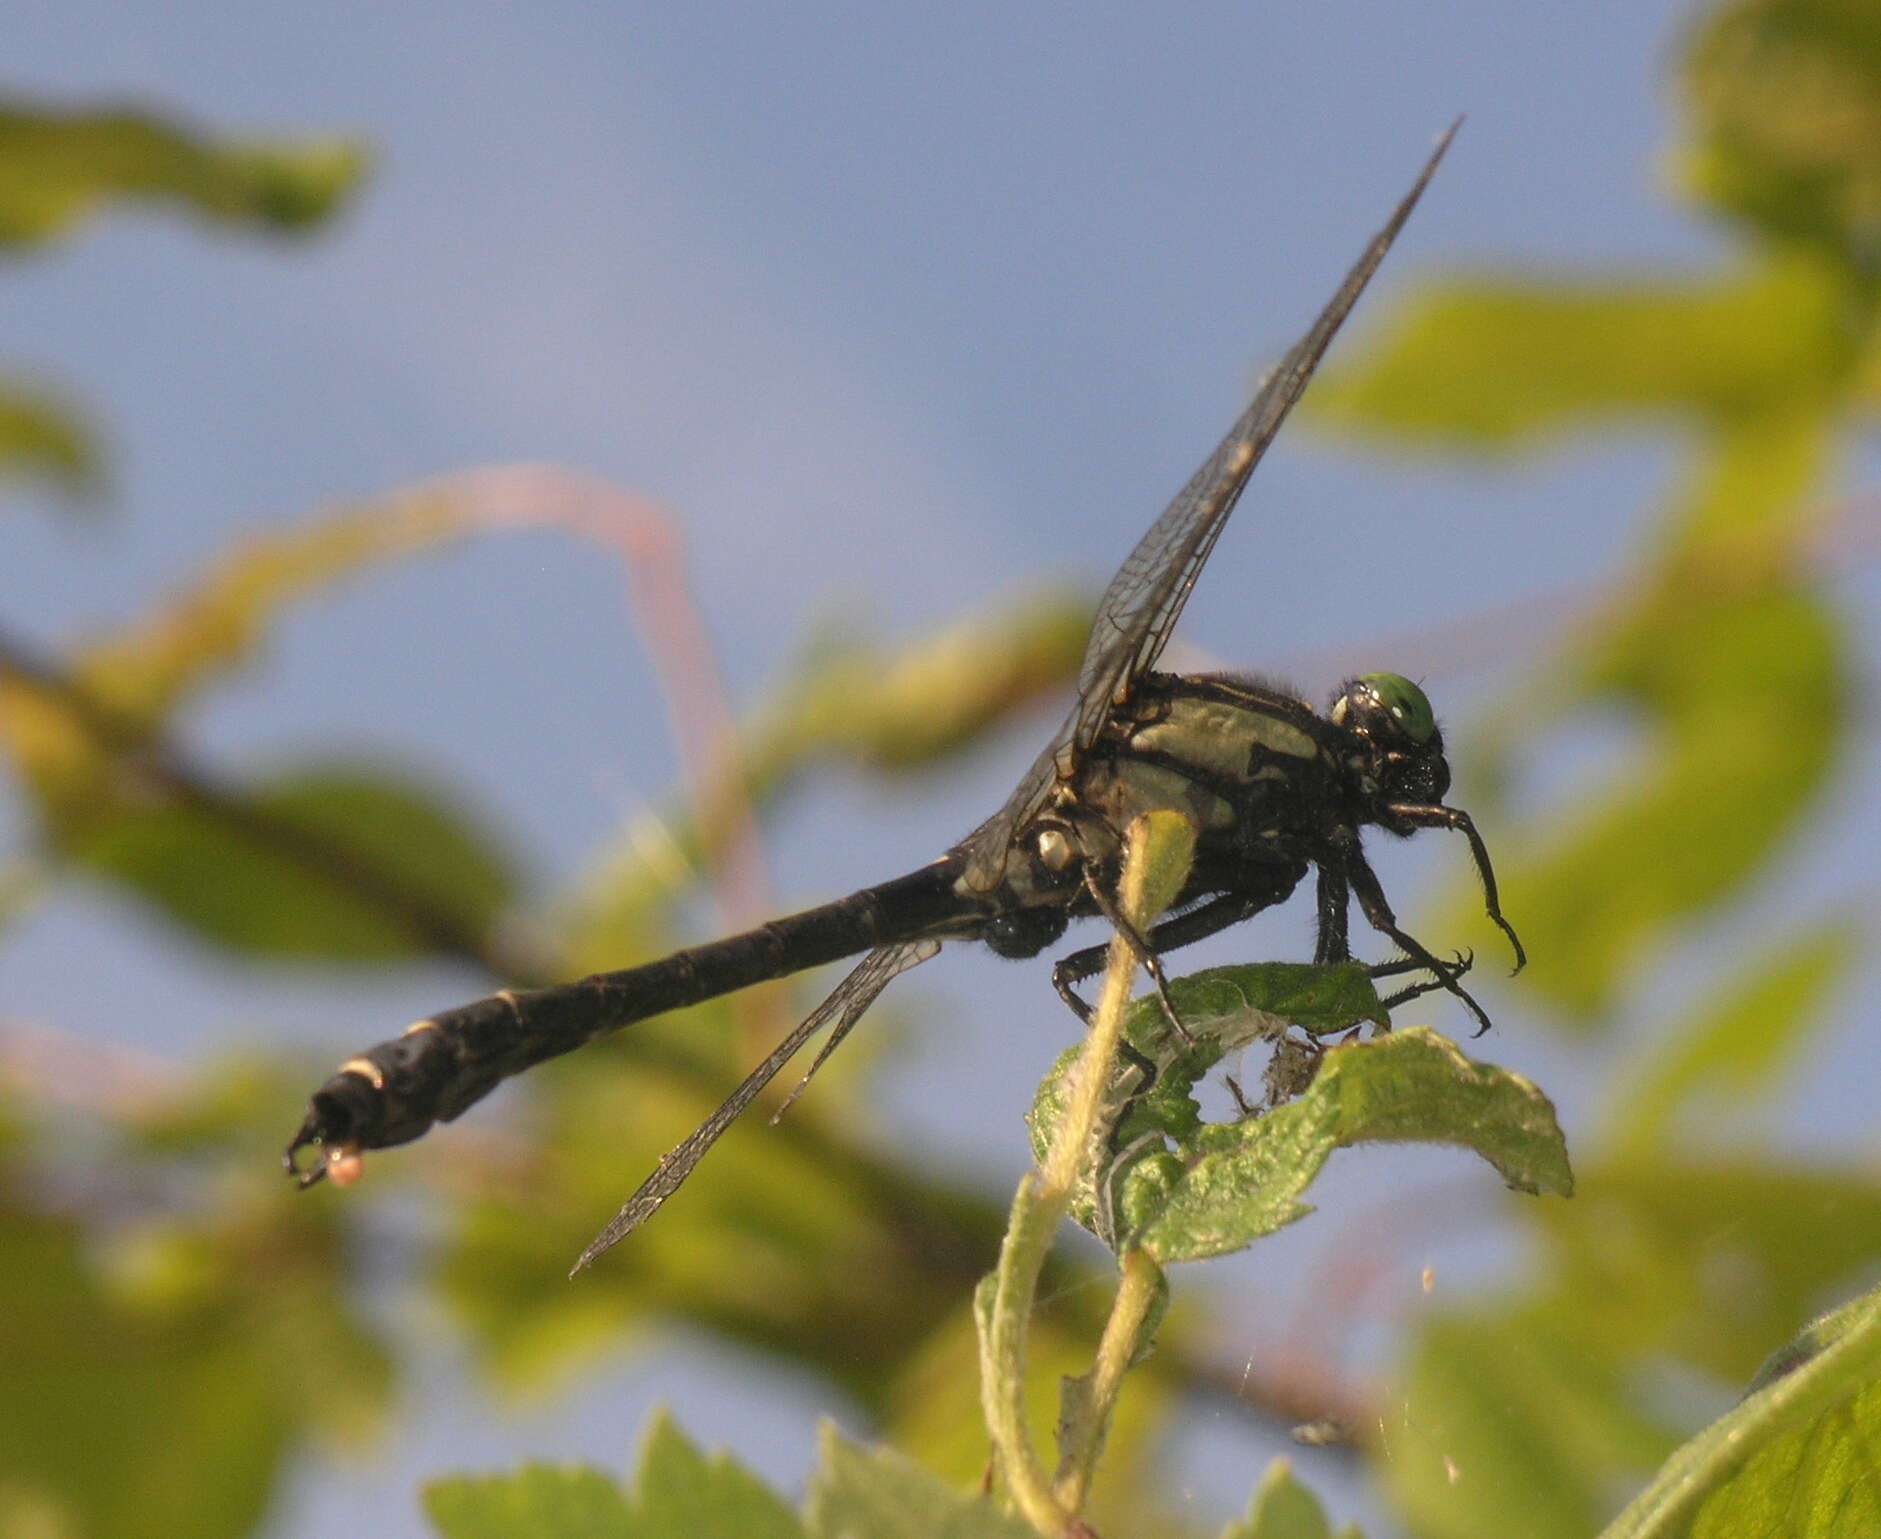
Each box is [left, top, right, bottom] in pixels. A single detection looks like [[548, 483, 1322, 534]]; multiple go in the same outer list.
[[981, 669, 1458, 942]]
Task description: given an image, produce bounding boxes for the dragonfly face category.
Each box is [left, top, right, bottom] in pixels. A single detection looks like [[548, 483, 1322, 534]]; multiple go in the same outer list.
[[1329, 672, 1452, 814]]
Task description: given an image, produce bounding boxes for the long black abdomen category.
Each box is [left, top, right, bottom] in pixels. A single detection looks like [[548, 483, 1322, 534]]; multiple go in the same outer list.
[[287, 858, 978, 1166]]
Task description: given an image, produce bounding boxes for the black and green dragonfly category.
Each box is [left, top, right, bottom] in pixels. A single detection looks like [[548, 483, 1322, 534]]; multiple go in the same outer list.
[[286, 122, 1520, 1266]]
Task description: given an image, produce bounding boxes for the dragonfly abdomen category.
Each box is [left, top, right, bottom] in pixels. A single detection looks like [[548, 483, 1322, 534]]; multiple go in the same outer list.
[[285, 857, 978, 1180]]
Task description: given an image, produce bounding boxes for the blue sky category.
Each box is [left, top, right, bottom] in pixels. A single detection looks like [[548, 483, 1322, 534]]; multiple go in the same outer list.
[[3, 3, 1755, 1535]]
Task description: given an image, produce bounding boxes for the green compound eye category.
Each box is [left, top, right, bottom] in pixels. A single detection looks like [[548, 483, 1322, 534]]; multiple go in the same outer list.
[[1359, 672, 1437, 743]]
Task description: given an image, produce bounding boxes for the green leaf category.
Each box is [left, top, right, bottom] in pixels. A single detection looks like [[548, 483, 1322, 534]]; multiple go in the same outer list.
[[1660, 402, 1829, 545], [67, 493, 462, 735], [1384, 1160, 1881, 1539], [425, 1466, 633, 1539], [749, 591, 1093, 773], [423, 1416, 1042, 1539], [0, 1106, 391, 1539], [1130, 1028, 1570, 1265], [0, 98, 368, 247], [1677, 0, 1881, 261], [1387, 1310, 1676, 1539], [1539, 1160, 1881, 1388], [425, 1412, 802, 1539], [1026, 960, 1391, 1240], [1303, 258, 1854, 449], [0, 492, 462, 827], [1606, 921, 1853, 1153], [631, 1413, 804, 1539], [73, 765, 516, 960], [1600, 1287, 1881, 1539], [1460, 583, 1845, 1020], [0, 381, 100, 497], [0, 492, 510, 961], [805, 1423, 1035, 1539], [1221, 1459, 1362, 1539]]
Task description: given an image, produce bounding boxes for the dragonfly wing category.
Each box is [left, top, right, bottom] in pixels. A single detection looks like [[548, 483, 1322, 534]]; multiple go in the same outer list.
[[571, 938, 941, 1272], [958, 122, 1458, 892]]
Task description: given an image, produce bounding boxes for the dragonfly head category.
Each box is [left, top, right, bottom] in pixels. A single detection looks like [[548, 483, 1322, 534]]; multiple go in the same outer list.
[[1329, 673, 1451, 809]]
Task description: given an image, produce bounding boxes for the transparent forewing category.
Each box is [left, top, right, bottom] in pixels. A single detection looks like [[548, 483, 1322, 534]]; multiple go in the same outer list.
[[959, 123, 1457, 893], [570, 937, 940, 1272]]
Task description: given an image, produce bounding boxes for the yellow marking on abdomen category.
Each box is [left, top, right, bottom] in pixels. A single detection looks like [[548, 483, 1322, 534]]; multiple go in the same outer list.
[[340, 1057, 386, 1090]]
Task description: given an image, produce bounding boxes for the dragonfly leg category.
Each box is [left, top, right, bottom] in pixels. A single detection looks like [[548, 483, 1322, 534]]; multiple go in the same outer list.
[[1051, 958, 1098, 1023], [1118, 1037, 1159, 1094], [1052, 882, 1298, 1044], [1343, 848, 1496, 1035], [1314, 865, 1351, 964], [1383, 802, 1526, 971], [1372, 949, 1474, 1013]]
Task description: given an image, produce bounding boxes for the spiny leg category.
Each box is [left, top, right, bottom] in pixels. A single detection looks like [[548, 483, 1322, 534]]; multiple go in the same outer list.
[[1384, 802, 1525, 971], [1314, 865, 1351, 965], [1371, 949, 1474, 1014], [1052, 888, 1287, 1044], [1344, 849, 1497, 1034]]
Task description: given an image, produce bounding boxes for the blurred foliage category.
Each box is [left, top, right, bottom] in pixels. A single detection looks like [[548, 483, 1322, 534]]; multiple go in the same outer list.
[[557, 589, 1092, 958], [0, 493, 523, 962], [1230, 1462, 1364, 1539], [1676, 0, 1881, 264], [1300, 1, 1881, 1535], [0, 383, 98, 496], [0, 1074, 390, 1539], [3, 1, 1881, 1535], [0, 100, 366, 244], [0, 98, 369, 505], [425, 1414, 1041, 1539], [1600, 1265, 1881, 1536], [423, 1415, 1367, 1539]]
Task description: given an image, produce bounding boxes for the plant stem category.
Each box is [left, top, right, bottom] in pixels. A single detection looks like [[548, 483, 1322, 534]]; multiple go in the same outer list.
[[977, 810, 1196, 1535], [977, 1176, 1072, 1533], [1052, 1245, 1165, 1513]]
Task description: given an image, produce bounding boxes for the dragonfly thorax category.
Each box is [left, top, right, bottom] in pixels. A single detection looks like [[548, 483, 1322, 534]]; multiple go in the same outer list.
[[1063, 674, 1336, 874]]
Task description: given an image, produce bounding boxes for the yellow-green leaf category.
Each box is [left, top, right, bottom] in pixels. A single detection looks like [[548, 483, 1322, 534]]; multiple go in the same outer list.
[[0, 1110, 390, 1539], [1601, 1287, 1881, 1539], [0, 99, 368, 247], [1305, 258, 1853, 448], [1606, 921, 1853, 1154], [72, 765, 516, 961], [1454, 583, 1844, 1020], [1676, 0, 1881, 262], [424, 1412, 804, 1539], [71, 493, 461, 738], [1386, 1160, 1881, 1539], [0, 381, 99, 497], [1131, 1028, 1570, 1266], [805, 1423, 1034, 1539], [1222, 1460, 1362, 1539], [425, 1465, 632, 1539]]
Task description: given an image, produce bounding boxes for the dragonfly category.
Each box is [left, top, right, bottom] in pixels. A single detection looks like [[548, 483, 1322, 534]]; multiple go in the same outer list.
[[286, 121, 1521, 1270]]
